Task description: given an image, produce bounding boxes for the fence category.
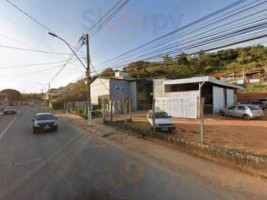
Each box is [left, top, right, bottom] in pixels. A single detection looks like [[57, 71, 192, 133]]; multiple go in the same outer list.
[[101, 97, 206, 143]]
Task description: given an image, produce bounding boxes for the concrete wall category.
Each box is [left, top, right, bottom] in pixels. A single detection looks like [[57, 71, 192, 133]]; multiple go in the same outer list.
[[156, 91, 199, 119], [110, 79, 137, 111], [226, 89, 234, 107], [90, 78, 110, 105], [153, 79, 165, 98], [213, 86, 224, 113]]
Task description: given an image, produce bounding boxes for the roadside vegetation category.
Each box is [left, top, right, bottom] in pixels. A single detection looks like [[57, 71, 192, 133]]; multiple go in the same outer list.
[[123, 45, 267, 79], [94, 45, 267, 82]]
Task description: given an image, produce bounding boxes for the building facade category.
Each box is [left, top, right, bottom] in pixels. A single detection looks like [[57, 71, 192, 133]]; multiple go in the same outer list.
[[154, 76, 242, 119], [90, 72, 153, 112]]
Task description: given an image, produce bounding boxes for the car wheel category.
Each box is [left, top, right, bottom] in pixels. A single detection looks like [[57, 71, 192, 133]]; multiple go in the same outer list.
[[219, 111, 225, 116], [242, 114, 251, 120], [33, 129, 37, 134]]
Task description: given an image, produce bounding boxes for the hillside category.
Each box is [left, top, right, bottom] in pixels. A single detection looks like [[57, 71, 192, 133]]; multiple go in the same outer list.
[[120, 45, 267, 80]]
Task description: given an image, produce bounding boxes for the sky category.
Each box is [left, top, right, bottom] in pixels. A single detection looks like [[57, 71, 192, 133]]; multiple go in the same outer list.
[[0, 0, 261, 93]]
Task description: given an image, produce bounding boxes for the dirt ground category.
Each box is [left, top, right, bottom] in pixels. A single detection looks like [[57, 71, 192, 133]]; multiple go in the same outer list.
[[127, 110, 267, 156], [59, 113, 267, 199]]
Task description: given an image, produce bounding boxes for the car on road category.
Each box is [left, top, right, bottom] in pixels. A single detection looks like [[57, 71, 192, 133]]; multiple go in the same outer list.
[[3, 106, 16, 114], [32, 113, 58, 133], [147, 110, 176, 132], [220, 104, 264, 120]]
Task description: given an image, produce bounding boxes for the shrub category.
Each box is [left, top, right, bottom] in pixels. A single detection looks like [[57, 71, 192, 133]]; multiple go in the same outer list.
[[50, 97, 64, 110]]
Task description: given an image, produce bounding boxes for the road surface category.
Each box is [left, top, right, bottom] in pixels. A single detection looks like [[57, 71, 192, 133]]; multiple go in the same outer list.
[[0, 105, 232, 200]]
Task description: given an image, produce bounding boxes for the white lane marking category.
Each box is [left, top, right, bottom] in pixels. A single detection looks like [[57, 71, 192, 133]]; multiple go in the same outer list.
[[0, 117, 16, 141], [8, 157, 41, 168]]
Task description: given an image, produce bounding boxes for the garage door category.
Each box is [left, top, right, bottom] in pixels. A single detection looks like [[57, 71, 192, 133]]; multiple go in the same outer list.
[[213, 86, 224, 113]]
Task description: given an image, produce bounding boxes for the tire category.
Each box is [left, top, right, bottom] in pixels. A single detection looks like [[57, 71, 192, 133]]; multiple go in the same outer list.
[[33, 128, 37, 134], [242, 114, 251, 120], [220, 111, 225, 116]]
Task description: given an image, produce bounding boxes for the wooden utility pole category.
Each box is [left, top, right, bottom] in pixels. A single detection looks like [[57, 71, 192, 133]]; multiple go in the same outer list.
[[85, 34, 92, 126]]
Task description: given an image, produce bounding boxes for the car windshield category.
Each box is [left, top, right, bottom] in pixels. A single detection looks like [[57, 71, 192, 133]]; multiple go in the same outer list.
[[248, 105, 260, 110], [36, 114, 55, 120], [155, 112, 170, 118]]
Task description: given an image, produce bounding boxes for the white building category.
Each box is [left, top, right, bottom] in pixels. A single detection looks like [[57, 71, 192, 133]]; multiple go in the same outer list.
[[154, 76, 243, 119], [90, 72, 153, 112]]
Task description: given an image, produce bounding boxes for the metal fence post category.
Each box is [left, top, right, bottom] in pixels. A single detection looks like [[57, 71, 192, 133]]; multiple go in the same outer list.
[[124, 99, 128, 124], [129, 99, 132, 121], [152, 99, 156, 132], [110, 100, 114, 122], [102, 104, 106, 123], [200, 97, 205, 144]]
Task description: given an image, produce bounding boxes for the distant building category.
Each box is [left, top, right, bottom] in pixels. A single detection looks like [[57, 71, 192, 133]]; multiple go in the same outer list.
[[90, 72, 153, 112], [0, 93, 9, 110], [214, 69, 266, 85], [153, 76, 243, 119]]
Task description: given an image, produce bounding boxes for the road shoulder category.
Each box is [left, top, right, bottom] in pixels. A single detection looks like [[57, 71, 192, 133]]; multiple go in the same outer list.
[[60, 113, 267, 199]]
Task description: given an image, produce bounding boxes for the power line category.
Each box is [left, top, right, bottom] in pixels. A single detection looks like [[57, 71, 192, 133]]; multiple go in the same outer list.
[[0, 45, 75, 55], [0, 59, 79, 78], [5, 0, 53, 32], [0, 58, 79, 69], [0, 12, 84, 66], [93, 0, 252, 68], [48, 0, 130, 83], [93, 0, 266, 70], [89, 0, 131, 38], [86, 0, 123, 34]]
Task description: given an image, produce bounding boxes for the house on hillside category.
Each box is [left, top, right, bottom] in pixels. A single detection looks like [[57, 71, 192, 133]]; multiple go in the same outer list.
[[0, 93, 9, 110], [215, 69, 266, 85], [90, 71, 153, 112], [154, 76, 243, 119]]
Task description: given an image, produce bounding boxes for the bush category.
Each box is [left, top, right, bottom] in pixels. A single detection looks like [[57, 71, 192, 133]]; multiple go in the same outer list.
[[50, 97, 64, 110]]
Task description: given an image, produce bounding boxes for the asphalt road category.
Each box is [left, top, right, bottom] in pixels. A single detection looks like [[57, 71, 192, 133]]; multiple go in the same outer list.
[[0, 105, 231, 200]]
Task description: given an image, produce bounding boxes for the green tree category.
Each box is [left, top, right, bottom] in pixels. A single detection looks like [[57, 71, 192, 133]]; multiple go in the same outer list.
[[0, 89, 22, 101], [100, 67, 114, 78]]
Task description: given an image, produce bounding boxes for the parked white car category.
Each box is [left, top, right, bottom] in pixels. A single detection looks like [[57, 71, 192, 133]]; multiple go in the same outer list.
[[147, 110, 176, 132], [220, 104, 264, 120]]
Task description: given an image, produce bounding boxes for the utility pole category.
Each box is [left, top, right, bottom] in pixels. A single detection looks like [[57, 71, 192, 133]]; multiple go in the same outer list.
[[48, 83, 51, 106], [48, 32, 91, 126], [85, 34, 92, 126]]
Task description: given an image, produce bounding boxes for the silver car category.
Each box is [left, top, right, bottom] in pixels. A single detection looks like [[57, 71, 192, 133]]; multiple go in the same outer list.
[[3, 106, 17, 114], [220, 104, 264, 120]]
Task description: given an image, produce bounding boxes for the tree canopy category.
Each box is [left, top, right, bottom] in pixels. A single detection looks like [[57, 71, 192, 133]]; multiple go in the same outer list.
[[0, 89, 22, 101]]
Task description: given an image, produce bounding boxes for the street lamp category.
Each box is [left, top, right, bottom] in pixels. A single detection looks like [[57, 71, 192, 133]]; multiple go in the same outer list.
[[48, 32, 92, 126], [48, 32, 86, 69]]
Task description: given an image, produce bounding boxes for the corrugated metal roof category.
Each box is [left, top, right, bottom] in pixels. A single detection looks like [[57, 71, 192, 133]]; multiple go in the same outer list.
[[164, 76, 243, 90]]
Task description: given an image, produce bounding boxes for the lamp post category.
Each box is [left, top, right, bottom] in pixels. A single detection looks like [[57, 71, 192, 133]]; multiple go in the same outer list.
[[48, 32, 92, 126]]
